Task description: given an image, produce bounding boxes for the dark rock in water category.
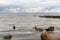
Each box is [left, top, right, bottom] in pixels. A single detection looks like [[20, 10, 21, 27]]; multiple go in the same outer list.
[[41, 31, 60, 40], [45, 26, 54, 31], [3, 34, 12, 40], [33, 26, 44, 32]]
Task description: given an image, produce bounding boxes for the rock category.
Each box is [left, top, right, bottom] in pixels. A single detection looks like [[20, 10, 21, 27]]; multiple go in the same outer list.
[[41, 26, 60, 40], [33, 26, 44, 32], [3, 34, 12, 40], [45, 26, 54, 31], [41, 31, 59, 40], [3, 39, 11, 40]]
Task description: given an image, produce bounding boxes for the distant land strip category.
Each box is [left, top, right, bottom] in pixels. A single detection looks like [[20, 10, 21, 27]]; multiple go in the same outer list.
[[39, 16, 60, 18]]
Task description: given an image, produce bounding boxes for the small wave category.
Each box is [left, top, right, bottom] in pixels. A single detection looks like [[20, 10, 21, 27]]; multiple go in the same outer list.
[[10, 31, 35, 34]]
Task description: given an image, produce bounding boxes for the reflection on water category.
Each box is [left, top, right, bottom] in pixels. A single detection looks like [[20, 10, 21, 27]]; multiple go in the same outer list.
[[0, 14, 60, 40]]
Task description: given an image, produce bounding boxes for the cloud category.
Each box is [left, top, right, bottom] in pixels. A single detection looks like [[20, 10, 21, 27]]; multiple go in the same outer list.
[[22, 8, 60, 13], [0, 0, 58, 7], [0, 7, 60, 13], [3, 7, 59, 13], [0, 0, 59, 7], [0, 0, 12, 5], [5, 8, 21, 13], [48, 0, 60, 1], [44, 8, 60, 13], [22, 8, 43, 12], [0, 0, 60, 13], [0, 0, 40, 5], [4, 7, 43, 13]]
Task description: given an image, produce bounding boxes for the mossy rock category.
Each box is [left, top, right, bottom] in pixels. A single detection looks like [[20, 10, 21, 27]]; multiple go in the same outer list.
[[3, 34, 12, 39], [46, 26, 54, 31]]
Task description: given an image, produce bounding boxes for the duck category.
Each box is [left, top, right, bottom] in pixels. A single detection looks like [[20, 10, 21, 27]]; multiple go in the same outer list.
[[13, 25, 16, 30]]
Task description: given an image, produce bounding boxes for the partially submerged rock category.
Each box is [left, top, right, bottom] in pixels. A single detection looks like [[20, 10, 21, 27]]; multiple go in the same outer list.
[[33, 26, 44, 32], [33, 25, 55, 32], [3, 34, 12, 40], [45, 26, 54, 31]]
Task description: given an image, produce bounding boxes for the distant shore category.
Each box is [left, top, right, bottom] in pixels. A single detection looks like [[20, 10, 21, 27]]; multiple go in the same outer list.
[[39, 16, 60, 18]]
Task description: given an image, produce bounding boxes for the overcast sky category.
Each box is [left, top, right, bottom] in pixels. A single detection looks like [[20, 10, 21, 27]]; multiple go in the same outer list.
[[0, 0, 60, 13]]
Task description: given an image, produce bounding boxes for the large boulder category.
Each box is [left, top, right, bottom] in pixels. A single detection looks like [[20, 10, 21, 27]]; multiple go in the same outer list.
[[41, 26, 60, 40], [41, 31, 60, 40]]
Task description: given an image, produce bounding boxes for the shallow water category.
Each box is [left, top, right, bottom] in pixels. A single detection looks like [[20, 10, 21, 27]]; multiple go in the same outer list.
[[0, 14, 60, 40]]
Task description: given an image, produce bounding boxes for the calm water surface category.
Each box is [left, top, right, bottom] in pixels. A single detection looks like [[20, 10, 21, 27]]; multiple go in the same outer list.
[[0, 14, 60, 40]]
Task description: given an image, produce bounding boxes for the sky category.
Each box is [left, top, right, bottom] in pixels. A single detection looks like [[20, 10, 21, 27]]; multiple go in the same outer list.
[[0, 0, 60, 13]]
